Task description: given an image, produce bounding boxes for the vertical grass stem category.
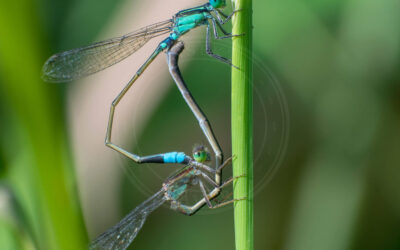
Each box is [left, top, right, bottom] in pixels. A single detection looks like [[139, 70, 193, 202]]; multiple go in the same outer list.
[[231, 0, 253, 249]]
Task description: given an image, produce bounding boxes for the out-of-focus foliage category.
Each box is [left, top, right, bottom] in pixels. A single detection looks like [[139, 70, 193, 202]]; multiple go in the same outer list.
[[0, 0, 399, 249], [0, 0, 124, 249]]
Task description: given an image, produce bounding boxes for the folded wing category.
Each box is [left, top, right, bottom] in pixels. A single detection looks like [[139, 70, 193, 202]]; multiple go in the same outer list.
[[42, 20, 173, 82]]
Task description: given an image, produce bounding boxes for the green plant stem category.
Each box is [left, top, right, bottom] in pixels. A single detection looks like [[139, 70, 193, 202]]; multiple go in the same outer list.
[[231, 0, 253, 249]]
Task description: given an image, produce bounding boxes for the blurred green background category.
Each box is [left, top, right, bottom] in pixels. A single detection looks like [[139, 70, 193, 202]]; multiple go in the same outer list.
[[1, 0, 400, 249]]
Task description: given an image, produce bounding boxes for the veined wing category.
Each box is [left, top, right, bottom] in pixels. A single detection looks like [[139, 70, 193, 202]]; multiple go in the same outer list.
[[42, 19, 173, 82], [89, 189, 166, 250]]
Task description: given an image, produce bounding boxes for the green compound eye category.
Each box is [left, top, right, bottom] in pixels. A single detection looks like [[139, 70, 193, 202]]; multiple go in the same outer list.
[[193, 150, 208, 163], [209, 0, 226, 8]]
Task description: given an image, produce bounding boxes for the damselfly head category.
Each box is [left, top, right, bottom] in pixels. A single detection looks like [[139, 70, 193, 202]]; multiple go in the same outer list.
[[192, 144, 211, 163], [209, 0, 226, 8]]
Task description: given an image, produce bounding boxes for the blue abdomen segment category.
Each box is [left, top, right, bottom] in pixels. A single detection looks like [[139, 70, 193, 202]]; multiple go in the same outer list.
[[160, 37, 175, 49], [140, 152, 190, 164], [163, 152, 188, 164]]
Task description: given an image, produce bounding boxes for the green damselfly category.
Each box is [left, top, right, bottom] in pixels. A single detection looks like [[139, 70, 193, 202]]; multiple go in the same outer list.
[[89, 143, 244, 250], [42, 0, 239, 175]]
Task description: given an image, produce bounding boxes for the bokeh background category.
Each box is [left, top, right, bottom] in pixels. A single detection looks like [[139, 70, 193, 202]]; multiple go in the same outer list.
[[1, 0, 399, 249]]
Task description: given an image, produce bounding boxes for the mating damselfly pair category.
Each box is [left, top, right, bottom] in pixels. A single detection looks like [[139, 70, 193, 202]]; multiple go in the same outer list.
[[43, 0, 243, 249]]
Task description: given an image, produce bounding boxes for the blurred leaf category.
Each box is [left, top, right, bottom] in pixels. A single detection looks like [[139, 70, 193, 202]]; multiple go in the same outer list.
[[0, 183, 36, 250], [0, 0, 89, 249]]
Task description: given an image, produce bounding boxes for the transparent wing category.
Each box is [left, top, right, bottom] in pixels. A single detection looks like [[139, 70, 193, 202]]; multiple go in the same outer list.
[[89, 189, 166, 250], [42, 19, 173, 82]]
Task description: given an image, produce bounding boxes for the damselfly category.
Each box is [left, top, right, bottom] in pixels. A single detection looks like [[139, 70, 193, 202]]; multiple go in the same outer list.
[[42, 0, 239, 174], [89, 144, 244, 250]]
